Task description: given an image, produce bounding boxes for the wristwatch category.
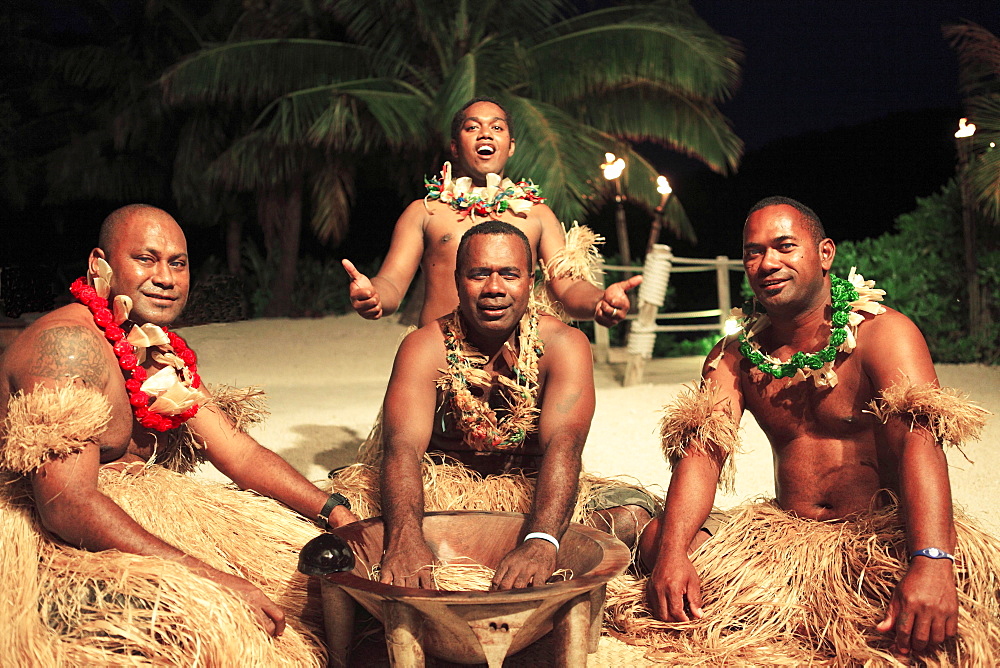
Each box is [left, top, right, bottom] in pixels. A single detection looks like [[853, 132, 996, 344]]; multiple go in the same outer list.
[[317, 492, 352, 530], [910, 547, 955, 562]]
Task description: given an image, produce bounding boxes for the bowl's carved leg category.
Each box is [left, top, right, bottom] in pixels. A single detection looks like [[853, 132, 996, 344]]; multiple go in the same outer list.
[[383, 600, 425, 668], [587, 584, 608, 654], [554, 592, 591, 667], [320, 582, 356, 668]]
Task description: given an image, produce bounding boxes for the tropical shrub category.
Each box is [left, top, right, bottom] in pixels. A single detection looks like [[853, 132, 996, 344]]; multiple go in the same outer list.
[[833, 180, 997, 363]]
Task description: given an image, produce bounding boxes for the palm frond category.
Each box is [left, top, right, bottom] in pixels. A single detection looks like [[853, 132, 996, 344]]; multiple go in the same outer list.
[[504, 95, 698, 241], [659, 190, 696, 243], [172, 112, 234, 220], [332, 0, 570, 65], [111, 90, 171, 154], [43, 131, 168, 205], [252, 79, 430, 150], [160, 39, 397, 107], [501, 95, 609, 223], [565, 87, 743, 174], [462, 0, 573, 48], [47, 43, 152, 105], [208, 131, 306, 190], [944, 21, 1000, 97], [617, 144, 695, 243], [527, 23, 739, 103], [966, 93, 1000, 223], [309, 160, 355, 244], [431, 53, 479, 140], [526, 5, 740, 103]]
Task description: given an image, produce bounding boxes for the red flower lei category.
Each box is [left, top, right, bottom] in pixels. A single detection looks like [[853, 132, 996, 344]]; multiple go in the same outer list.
[[70, 277, 201, 432]]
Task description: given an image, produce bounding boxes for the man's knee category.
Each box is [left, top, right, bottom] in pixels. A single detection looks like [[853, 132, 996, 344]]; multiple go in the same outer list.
[[591, 504, 652, 548]]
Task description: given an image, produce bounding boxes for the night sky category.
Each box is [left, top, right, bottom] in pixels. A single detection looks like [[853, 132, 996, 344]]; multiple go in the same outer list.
[[592, 0, 1000, 269], [690, 0, 1000, 149], [6, 1, 1000, 286]]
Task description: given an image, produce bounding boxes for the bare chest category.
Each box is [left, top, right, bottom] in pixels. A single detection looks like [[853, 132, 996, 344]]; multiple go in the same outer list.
[[98, 352, 165, 464], [740, 353, 878, 442], [421, 206, 543, 273]]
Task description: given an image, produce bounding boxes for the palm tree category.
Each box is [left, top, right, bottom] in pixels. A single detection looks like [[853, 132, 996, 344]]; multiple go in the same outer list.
[[945, 20, 1000, 224], [27, 1, 224, 207], [161, 0, 743, 315], [944, 20, 1000, 336]]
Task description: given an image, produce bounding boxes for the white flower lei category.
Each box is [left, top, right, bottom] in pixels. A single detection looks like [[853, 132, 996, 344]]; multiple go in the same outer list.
[[424, 162, 544, 220]]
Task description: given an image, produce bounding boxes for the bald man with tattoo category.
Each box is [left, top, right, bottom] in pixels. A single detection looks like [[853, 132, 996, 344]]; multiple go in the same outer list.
[[0, 205, 355, 662]]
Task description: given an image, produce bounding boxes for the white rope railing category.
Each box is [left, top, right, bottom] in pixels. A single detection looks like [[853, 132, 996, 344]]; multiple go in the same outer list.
[[591, 247, 742, 386]]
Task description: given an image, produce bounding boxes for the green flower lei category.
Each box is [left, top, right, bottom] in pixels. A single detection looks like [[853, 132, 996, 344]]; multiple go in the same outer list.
[[739, 274, 858, 380]]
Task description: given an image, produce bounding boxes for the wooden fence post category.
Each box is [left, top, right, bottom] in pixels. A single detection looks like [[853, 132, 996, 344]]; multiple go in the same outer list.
[[716, 255, 731, 331]]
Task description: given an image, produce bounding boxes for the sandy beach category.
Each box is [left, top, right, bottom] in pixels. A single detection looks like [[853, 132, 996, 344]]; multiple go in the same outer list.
[[182, 313, 1000, 665]]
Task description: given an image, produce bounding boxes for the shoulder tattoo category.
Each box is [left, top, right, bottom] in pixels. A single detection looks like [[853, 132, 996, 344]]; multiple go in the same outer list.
[[31, 326, 110, 387]]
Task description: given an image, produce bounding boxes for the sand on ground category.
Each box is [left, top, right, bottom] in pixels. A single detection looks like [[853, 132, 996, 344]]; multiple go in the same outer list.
[[182, 313, 1000, 666]]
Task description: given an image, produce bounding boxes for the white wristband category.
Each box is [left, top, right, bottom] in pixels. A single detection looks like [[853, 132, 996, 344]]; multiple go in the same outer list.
[[523, 532, 560, 552]]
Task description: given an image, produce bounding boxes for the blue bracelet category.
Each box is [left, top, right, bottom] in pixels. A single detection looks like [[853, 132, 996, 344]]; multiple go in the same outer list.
[[524, 532, 560, 551], [910, 547, 955, 562]]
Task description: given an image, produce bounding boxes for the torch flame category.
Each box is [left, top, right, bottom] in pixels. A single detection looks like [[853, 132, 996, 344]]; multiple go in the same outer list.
[[601, 152, 626, 180], [955, 118, 976, 139]]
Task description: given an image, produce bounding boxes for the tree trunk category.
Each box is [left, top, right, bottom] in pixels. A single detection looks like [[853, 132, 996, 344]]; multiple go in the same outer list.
[[258, 175, 303, 317], [225, 215, 243, 277], [957, 140, 986, 337]]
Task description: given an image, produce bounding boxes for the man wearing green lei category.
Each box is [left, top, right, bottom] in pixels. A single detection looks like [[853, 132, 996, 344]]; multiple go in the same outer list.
[[341, 97, 640, 327], [639, 196, 974, 659]]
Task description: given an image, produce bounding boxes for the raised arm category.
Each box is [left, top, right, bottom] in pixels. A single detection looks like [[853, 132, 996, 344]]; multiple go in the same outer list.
[[378, 327, 442, 588], [864, 311, 958, 656], [491, 322, 595, 590], [536, 206, 639, 326], [643, 340, 744, 622], [185, 396, 357, 528], [343, 200, 427, 319]]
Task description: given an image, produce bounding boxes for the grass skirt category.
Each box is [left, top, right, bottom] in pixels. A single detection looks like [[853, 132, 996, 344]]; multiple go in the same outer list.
[[606, 500, 1000, 666], [0, 467, 325, 667], [327, 458, 657, 527]]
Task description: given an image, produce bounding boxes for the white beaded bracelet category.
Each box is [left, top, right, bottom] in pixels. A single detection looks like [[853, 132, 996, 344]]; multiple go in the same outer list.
[[523, 532, 560, 552]]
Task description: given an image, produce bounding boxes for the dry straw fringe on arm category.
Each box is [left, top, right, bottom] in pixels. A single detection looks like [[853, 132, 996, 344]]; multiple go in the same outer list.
[[206, 383, 269, 432], [156, 383, 269, 473], [867, 381, 990, 452], [535, 223, 605, 321], [0, 382, 111, 474], [542, 223, 605, 285], [659, 381, 741, 494]]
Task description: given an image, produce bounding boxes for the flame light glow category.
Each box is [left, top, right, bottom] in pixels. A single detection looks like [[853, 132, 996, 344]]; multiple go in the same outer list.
[[955, 118, 977, 139], [601, 152, 626, 180], [656, 175, 672, 195]]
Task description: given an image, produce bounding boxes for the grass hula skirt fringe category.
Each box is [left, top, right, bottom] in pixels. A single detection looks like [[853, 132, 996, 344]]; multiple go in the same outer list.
[[327, 457, 654, 527], [0, 468, 325, 666], [606, 500, 1000, 666]]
